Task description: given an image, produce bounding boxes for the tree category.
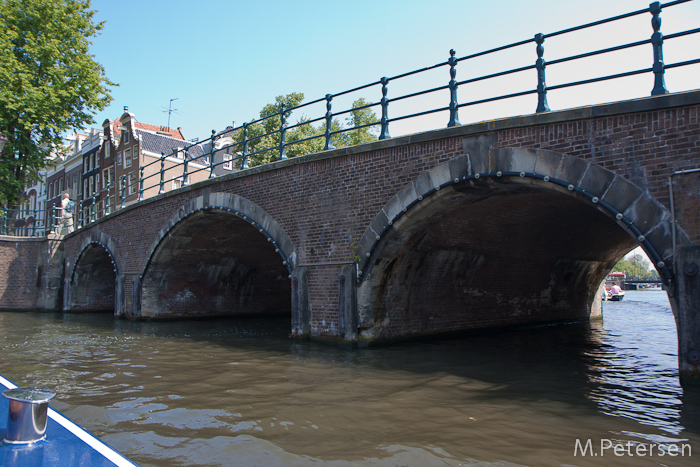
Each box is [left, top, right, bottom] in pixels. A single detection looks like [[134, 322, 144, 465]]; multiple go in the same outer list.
[[344, 98, 380, 146], [0, 0, 115, 210], [233, 93, 378, 168], [612, 252, 658, 280]]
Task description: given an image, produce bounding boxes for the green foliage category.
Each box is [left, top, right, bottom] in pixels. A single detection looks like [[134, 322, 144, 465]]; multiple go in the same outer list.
[[344, 98, 380, 146], [344, 236, 362, 264], [0, 0, 115, 209], [232, 93, 379, 168], [612, 253, 659, 280]]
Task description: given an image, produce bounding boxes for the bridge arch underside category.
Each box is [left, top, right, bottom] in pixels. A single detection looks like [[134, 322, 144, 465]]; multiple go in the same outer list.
[[358, 178, 638, 341], [70, 244, 116, 312], [140, 209, 291, 319]]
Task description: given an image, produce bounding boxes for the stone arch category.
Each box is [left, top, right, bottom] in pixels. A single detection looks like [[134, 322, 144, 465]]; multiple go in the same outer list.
[[355, 148, 690, 340], [359, 148, 688, 284], [142, 192, 296, 276], [137, 192, 296, 319], [65, 230, 122, 313]]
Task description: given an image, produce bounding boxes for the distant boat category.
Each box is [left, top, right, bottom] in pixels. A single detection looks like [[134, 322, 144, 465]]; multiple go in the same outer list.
[[603, 289, 625, 301], [604, 271, 626, 301], [608, 290, 625, 301]]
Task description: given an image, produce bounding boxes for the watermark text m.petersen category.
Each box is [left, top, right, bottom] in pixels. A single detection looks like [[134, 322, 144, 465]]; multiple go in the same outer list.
[[574, 439, 692, 457]]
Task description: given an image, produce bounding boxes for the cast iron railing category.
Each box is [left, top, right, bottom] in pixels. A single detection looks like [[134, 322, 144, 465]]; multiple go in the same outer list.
[[0, 208, 49, 237], [7, 0, 694, 234]]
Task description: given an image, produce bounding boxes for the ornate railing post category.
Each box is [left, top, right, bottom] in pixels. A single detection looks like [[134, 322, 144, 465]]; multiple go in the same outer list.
[[240, 123, 249, 170], [650, 1, 668, 96], [54, 203, 61, 234], [324, 94, 335, 150], [535, 33, 550, 113], [183, 150, 190, 186], [48, 203, 55, 234], [105, 181, 111, 215], [209, 130, 216, 178], [31, 209, 37, 237], [278, 104, 287, 160], [379, 77, 390, 140], [77, 200, 83, 228], [120, 175, 126, 209], [90, 192, 97, 222], [159, 152, 166, 194], [138, 166, 145, 201], [448, 49, 460, 127]]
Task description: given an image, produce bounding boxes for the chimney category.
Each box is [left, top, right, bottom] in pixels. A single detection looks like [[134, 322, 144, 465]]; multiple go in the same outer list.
[[123, 106, 129, 112]]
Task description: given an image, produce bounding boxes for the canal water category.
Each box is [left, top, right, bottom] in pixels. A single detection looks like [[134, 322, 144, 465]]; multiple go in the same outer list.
[[0, 290, 698, 466]]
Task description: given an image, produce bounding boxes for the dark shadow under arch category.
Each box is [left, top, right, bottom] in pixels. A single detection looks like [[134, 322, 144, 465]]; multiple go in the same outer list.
[[69, 241, 118, 312], [139, 194, 295, 319], [355, 148, 688, 340]]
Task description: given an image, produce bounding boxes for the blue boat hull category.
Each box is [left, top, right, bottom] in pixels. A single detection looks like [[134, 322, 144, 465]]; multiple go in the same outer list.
[[0, 375, 139, 467]]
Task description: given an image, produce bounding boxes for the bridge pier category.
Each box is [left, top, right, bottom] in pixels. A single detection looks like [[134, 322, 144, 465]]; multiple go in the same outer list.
[[291, 267, 309, 338], [290, 264, 357, 346], [675, 246, 700, 385]]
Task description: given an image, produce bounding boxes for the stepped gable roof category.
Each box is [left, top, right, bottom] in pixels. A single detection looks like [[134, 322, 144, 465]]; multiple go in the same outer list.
[[135, 128, 206, 159]]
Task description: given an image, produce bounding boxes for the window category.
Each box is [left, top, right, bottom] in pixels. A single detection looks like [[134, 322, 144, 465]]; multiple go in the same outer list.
[[103, 168, 111, 189], [124, 148, 131, 168], [105, 143, 110, 159], [95, 173, 100, 193], [83, 157, 88, 173], [124, 131, 129, 144], [59, 178, 63, 193], [83, 179, 88, 197], [128, 173, 135, 195], [92, 153, 97, 170], [73, 174, 78, 191], [223, 154, 233, 170], [67, 176, 72, 189], [49, 182, 53, 200], [117, 151, 122, 164]]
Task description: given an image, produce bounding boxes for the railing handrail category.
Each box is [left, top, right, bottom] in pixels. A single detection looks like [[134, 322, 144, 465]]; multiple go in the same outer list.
[[36, 0, 696, 232], [0, 207, 50, 237]]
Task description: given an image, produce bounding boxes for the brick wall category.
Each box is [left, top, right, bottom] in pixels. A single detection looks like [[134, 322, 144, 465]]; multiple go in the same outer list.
[[0, 238, 44, 309], [493, 105, 700, 209]]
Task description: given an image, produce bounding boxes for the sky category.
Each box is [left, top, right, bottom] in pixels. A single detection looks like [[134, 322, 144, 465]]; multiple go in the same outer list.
[[87, 0, 700, 142]]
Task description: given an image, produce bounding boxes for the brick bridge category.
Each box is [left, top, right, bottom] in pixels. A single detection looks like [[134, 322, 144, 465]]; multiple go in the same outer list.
[[59, 91, 700, 382]]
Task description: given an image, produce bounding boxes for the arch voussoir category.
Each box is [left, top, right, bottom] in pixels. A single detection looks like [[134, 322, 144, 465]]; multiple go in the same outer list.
[[358, 148, 687, 287]]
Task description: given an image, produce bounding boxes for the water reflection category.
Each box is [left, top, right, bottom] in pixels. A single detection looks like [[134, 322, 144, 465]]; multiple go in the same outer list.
[[0, 290, 697, 466]]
